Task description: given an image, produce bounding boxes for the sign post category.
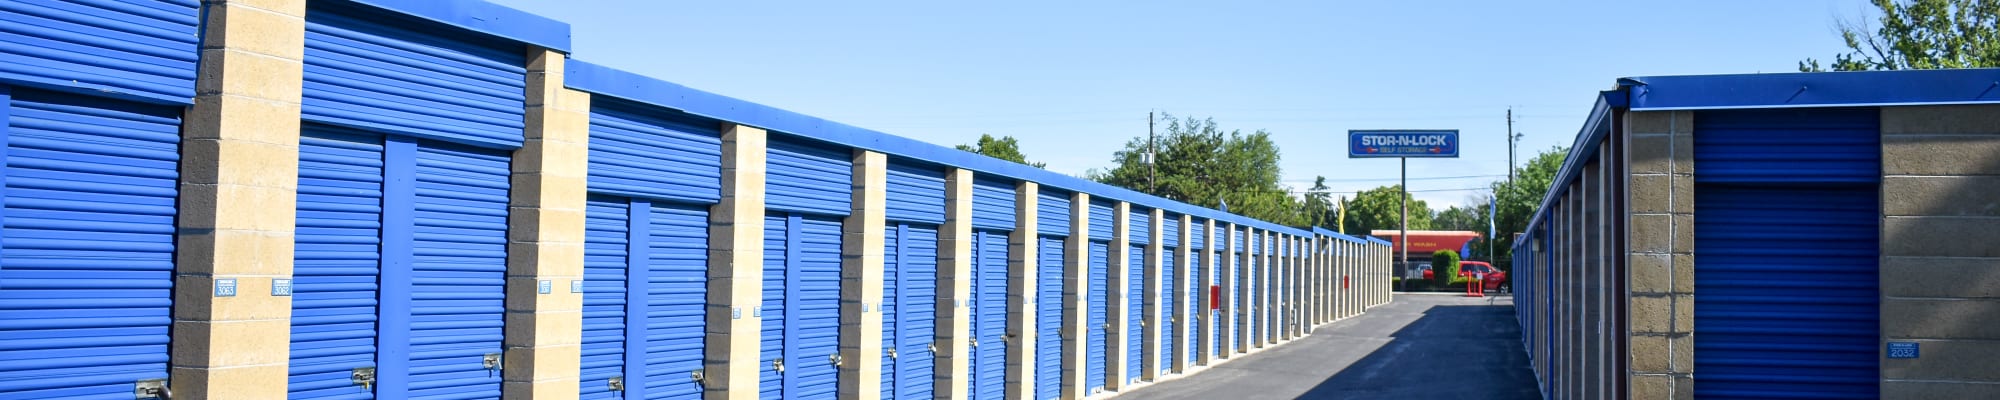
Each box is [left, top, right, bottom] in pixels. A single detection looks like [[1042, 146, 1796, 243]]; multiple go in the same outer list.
[[1349, 129, 1459, 293]]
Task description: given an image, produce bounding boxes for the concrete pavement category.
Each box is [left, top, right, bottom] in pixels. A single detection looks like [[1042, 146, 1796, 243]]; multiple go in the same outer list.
[[1115, 293, 1540, 400]]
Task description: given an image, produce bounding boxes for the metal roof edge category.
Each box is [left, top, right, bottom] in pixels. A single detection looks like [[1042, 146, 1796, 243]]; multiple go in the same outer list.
[[562, 59, 1310, 237], [342, 0, 572, 52], [1623, 68, 2000, 110]]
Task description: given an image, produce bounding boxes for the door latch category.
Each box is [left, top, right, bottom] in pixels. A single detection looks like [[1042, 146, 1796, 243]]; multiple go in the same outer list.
[[483, 353, 504, 377], [607, 376, 624, 392], [970, 338, 979, 348], [690, 369, 706, 384], [887, 348, 898, 359], [134, 378, 170, 400], [350, 367, 377, 390], [829, 353, 844, 367], [772, 358, 785, 373], [927, 342, 938, 354]]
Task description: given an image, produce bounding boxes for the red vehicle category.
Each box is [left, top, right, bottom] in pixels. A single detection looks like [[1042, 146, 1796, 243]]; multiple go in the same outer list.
[[1459, 261, 1508, 291], [1418, 261, 1509, 292]]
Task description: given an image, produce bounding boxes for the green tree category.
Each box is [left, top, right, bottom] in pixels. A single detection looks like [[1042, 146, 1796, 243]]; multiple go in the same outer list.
[[955, 134, 1046, 168], [1431, 249, 1461, 287], [1339, 185, 1432, 235], [1300, 176, 1337, 230], [1091, 114, 1304, 225], [1487, 146, 1568, 272], [1800, 0, 2000, 71]]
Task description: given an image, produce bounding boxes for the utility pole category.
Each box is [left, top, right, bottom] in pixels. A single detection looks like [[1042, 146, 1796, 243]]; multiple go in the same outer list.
[[1507, 108, 1516, 183], [1148, 111, 1156, 193]]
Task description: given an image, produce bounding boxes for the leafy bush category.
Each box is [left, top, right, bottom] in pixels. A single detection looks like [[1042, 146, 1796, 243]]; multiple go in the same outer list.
[[1431, 249, 1460, 287]]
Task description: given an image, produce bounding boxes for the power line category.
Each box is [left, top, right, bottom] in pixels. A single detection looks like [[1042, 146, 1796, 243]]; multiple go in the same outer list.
[[1298, 174, 1506, 183]]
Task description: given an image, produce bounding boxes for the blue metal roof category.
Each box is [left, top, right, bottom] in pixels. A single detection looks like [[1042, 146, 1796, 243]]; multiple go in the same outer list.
[[564, 59, 1311, 237], [1515, 68, 2000, 250], [345, 0, 571, 52]]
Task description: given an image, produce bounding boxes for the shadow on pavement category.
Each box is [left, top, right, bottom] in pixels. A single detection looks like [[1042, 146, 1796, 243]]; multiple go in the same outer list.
[[1297, 302, 1541, 400]]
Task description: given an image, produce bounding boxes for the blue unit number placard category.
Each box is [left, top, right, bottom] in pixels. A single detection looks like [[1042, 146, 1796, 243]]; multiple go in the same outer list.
[[1887, 342, 1919, 359]]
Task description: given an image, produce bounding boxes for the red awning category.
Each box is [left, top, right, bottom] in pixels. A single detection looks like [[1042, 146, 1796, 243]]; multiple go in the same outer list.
[[1368, 230, 1481, 258]]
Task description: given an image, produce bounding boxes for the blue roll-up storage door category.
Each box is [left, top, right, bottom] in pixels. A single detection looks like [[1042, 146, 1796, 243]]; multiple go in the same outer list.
[[971, 175, 1015, 231], [301, 1, 526, 149], [1693, 108, 1880, 399], [1125, 245, 1142, 381], [1087, 200, 1113, 240], [1160, 247, 1176, 373], [761, 216, 787, 400], [766, 138, 851, 216], [407, 141, 510, 398], [1128, 208, 1150, 245], [885, 161, 945, 224], [576, 198, 708, 400], [881, 226, 900, 400], [1250, 234, 1263, 343], [1034, 236, 1064, 400], [1037, 190, 1070, 236], [972, 231, 1009, 399], [888, 224, 939, 399], [790, 216, 843, 398], [641, 204, 709, 399], [0, 0, 200, 102], [586, 98, 721, 203], [0, 88, 181, 399], [290, 126, 385, 400], [761, 213, 845, 400], [1160, 215, 1179, 248], [1086, 241, 1109, 393], [580, 197, 629, 400]]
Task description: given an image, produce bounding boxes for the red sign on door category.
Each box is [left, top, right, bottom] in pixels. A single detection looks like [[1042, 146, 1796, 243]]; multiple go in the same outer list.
[[1208, 285, 1222, 310], [1343, 276, 1350, 289]]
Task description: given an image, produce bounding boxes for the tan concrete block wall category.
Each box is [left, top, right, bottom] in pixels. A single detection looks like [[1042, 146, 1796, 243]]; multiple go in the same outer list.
[[706, 123, 767, 400], [1139, 208, 1164, 381], [172, 1, 305, 397], [1059, 192, 1090, 400], [839, 151, 887, 400], [937, 168, 975, 399], [1624, 110, 1694, 400], [1106, 202, 1132, 389], [1880, 104, 2000, 399], [502, 47, 592, 400], [1005, 182, 1039, 400]]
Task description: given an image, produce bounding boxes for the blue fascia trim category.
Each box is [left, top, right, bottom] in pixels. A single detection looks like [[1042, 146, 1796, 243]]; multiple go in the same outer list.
[[1623, 68, 2000, 111], [341, 0, 571, 52], [565, 59, 1310, 237], [1517, 90, 1619, 245]]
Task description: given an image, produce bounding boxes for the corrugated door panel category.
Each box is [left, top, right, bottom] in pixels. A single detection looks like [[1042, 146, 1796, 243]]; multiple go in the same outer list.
[[766, 138, 851, 216], [1188, 220, 1205, 250], [1087, 200, 1113, 240], [0, 0, 199, 102], [0, 89, 179, 399], [406, 141, 510, 399], [1693, 108, 1881, 184], [1159, 215, 1179, 248], [885, 161, 944, 224], [1125, 245, 1142, 381], [580, 197, 628, 400], [970, 175, 1015, 231], [1250, 234, 1262, 343], [881, 226, 900, 400], [1693, 107, 1880, 400], [1036, 190, 1070, 237], [895, 225, 940, 399], [290, 126, 384, 400], [1190, 248, 1205, 361], [1128, 208, 1150, 245], [787, 216, 843, 399], [301, 1, 526, 149], [760, 215, 787, 400], [1160, 248, 1175, 373], [1034, 236, 1064, 400], [1086, 241, 1109, 393], [972, 231, 1008, 399], [643, 203, 708, 399], [586, 98, 722, 203]]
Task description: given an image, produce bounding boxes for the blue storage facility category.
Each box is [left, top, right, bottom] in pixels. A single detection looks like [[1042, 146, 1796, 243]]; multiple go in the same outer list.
[[0, 1, 1393, 399], [1511, 69, 2000, 400]]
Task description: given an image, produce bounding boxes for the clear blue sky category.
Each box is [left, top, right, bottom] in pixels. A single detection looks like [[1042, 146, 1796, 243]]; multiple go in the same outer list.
[[487, 0, 1868, 208]]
